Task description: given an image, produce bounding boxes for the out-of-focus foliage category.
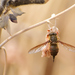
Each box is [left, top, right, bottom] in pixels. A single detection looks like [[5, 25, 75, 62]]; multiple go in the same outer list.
[[0, 0, 48, 16], [0, 0, 48, 34], [0, 0, 75, 75]]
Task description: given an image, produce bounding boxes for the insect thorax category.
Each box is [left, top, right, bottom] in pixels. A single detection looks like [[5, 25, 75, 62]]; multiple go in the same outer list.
[[49, 32, 57, 43]]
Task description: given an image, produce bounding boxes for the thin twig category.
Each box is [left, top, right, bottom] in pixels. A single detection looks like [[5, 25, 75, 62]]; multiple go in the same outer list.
[[0, 4, 75, 47], [1, 47, 7, 75]]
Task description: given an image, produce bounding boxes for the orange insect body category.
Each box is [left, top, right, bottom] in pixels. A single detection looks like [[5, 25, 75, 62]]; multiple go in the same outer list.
[[41, 27, 59, 61], [29, 26, 75, 61]]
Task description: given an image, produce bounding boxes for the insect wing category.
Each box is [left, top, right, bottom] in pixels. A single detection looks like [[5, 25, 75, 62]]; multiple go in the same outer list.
[[28, 40, 50, 54], [58, 40, 75, 52], [29, 45, 46, 54]]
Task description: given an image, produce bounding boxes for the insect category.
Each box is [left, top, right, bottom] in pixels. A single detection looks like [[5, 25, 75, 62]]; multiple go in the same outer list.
[[28, 26, 75, 61]]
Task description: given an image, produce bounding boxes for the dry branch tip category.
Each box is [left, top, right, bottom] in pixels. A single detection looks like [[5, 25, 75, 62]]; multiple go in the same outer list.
[[0, 4, 75, 48]]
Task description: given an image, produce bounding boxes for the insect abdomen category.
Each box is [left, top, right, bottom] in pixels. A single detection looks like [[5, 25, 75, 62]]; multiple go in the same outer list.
[[50, 44, 59, 61]]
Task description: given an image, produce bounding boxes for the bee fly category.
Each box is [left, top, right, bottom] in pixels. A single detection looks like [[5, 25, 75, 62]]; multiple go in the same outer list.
[[28, 26, 75, 61]]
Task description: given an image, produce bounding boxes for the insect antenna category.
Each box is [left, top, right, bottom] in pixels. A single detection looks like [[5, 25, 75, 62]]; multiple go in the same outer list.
[[46, 20, 54, 29], [46, 20, 51, 29]]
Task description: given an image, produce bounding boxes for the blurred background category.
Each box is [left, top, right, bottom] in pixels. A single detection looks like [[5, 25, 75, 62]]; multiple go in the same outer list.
[[0, 0, 75, 75]]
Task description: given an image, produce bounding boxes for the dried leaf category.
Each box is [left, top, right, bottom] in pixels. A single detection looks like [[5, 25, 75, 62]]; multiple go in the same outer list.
[[0, 14, 11, 35], [9, 14, 17, 23], [0, 14, 8, 28], [0, 0, 8, 15], [10, 7, 24, 16]]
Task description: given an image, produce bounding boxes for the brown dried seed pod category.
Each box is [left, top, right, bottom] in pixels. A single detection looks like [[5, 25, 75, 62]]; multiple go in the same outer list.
[[45, 0, 49, 3], [8, 0, 48, 7]]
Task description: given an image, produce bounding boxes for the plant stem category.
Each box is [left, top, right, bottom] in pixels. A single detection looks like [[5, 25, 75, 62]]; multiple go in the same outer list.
[[0, 4, 75, 48], [1, 48, 7, 75]]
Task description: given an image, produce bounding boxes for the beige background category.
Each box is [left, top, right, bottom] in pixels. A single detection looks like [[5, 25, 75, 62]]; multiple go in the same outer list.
[[0, 0, 75, 75]]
